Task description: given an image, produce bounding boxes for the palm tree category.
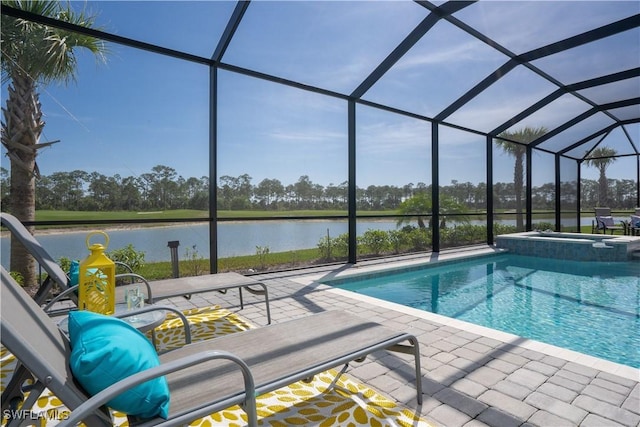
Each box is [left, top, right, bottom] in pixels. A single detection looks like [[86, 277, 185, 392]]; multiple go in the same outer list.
[[496, 126, 548, 230], [584, 146, 618, 207], [1, 0, 106, 289]]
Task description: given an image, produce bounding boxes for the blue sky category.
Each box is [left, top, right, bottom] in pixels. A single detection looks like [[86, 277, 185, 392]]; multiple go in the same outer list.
[[2, 1, 638, 189]]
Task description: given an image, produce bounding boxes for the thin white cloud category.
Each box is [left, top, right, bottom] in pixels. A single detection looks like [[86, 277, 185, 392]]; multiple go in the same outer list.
[[396, 39, 492, 69], [358, 120, 430, 155], [511, 94, 592, 133], [267, 129, 345, 143]]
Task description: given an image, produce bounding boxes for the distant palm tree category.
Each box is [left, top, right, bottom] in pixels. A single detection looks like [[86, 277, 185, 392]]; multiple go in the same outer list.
[[584, 146, 618, 206], [1, 0, 107, 289], [496, 126, 548, 230]]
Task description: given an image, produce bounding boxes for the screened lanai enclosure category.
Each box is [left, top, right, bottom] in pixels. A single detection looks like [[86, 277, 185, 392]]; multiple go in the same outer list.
[[1, 1, 639, 274]]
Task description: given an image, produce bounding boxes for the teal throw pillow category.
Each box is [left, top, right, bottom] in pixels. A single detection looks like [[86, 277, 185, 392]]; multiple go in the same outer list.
[[68, 310, 170, 419]]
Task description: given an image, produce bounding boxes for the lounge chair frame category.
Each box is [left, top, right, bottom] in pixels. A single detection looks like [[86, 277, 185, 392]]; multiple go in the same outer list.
[[629, 208, 640, 236], [0, 212, 72, 304], [0, 212, 271, 323], [1, 266, 423, 427], [593, 207, 626, 235]]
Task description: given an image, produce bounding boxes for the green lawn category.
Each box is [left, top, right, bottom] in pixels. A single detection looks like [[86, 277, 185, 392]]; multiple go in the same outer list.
[[137, 248, 323, 279], [32, 209, 583, 221], [36, 210, 207, 221], [35, 209, 361, 222]]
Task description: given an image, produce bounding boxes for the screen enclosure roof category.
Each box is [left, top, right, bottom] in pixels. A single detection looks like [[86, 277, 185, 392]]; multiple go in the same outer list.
[[3, 0, 639, 162]]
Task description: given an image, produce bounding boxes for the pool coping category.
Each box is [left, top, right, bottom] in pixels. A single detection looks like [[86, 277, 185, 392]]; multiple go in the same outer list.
[[292, 247, 640, 380]]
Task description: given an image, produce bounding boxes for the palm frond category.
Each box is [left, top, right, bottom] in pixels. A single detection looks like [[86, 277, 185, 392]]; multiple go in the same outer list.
[[1, 0, 108, 85]]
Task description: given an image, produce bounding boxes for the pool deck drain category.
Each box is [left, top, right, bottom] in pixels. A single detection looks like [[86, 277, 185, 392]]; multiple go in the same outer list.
[[164, 247, 639, 427]]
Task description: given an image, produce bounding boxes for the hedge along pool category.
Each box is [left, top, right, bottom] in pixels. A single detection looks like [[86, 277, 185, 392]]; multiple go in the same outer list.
[[323, 253, 640, 368]]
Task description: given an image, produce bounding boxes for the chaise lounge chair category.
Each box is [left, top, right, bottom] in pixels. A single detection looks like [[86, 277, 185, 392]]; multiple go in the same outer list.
[[593, 207, 626, 235], [116, 273, 271, 324], [0, 212, 270, 417], [1, 266, 423, 426], [629, 208, 640, 236], [0, 212, 271, 323]]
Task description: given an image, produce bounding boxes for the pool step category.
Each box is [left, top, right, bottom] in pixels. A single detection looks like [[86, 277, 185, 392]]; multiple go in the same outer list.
[[592, 242, 612, 249]]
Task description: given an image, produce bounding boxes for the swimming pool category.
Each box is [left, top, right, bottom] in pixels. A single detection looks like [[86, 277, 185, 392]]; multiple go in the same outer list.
[[325, 254, 640, 368]]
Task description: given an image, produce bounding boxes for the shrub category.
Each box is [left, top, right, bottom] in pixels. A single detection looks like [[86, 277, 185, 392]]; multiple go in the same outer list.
[[255, 245, 270, 271], [387, 229, 408, 254], [107, 244, 146, 272], [184, 245, 207, 276], [441, 224, 487, 247], [360, 229, 390, 256], [494, 223, 518, 235], [330, 233, 351, 259], [407, 228, 431, 251], [317, 235, 331, 260], [533, 221, 554, 231], [10, 271, 24, 286], [58, 256, 73, 273], [317, 232, 351, 261]]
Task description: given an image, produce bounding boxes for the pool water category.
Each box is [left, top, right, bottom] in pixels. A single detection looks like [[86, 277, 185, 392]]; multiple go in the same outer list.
[[328, 254, 640, 368]]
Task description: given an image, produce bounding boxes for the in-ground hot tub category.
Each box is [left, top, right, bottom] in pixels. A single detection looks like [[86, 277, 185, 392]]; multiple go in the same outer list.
[[495, 231, 640, 262]]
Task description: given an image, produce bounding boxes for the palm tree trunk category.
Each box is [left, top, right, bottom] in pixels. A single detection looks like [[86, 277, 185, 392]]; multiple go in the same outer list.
[[514, 152, 524, 230], [598, 167, 608, 206], [2, 73, 42, 288]]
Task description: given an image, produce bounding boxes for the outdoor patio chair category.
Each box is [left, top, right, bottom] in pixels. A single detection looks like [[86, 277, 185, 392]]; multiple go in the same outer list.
[[0, 212, 271, 322], [115, 273, 272, 324], [593, 207, 626, 235], [629, 208, 640, 236], [1, 266, 423, 427], [0, 212, 269, 417]]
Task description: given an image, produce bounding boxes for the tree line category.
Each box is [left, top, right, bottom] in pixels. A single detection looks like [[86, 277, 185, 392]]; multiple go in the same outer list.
[[1, 165, 637, 212]]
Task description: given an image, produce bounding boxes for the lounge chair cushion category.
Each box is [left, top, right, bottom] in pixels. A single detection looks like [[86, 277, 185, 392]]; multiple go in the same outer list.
[[68, 311, 170, 419], [598, 216, 615, 227]]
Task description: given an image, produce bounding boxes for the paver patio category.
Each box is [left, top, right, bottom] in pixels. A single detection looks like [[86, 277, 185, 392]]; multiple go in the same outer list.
[[163, 249, 639, 427]]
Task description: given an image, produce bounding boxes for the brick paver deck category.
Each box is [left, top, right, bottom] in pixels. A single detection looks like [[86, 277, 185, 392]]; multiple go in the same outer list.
[[163, 249, 640, 427]]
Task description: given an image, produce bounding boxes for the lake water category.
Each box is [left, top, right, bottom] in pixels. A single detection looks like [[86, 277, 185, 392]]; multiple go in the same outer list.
[[0, 216, 592, 266], [1, 220, 393, 265]]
